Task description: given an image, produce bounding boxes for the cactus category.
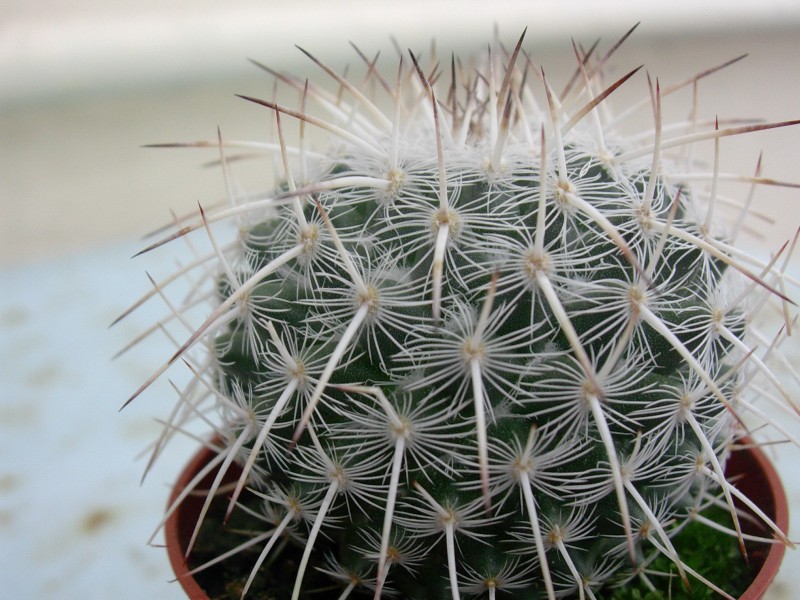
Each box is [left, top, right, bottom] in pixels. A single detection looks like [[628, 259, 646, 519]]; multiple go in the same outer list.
[[122, 27, 800, 600]]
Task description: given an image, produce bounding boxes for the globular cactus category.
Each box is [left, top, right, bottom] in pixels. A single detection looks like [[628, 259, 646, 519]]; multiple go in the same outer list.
[[122, 27, 800, 600]]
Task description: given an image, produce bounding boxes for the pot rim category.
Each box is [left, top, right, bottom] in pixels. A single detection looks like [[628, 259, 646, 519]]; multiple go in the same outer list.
[[734, 440, 789, 600]]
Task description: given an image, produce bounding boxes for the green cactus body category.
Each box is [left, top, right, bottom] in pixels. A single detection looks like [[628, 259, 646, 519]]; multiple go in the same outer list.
[[126, 29, 798, 600]]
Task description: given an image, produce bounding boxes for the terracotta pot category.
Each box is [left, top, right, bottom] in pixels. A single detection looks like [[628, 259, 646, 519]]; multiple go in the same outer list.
[[165, 443, 232, 600], [727, 442, 789, 600], [165, 441, 789, 599]]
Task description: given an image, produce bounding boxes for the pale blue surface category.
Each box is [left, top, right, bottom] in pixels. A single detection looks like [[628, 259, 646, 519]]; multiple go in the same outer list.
[[0, 244, 198, 600]]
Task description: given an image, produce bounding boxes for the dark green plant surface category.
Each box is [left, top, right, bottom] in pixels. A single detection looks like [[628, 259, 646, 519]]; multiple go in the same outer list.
[[209, 138, 743, 599]]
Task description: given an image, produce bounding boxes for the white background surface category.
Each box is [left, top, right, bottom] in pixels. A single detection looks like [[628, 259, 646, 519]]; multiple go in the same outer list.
[[2, 2, 800, 598]]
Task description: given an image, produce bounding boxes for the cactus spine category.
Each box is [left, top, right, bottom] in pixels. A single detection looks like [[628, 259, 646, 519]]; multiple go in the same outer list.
[[123, 27, 799, 600]]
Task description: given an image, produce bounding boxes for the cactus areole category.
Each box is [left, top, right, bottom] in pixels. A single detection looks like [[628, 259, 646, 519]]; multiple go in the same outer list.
[[124, 27, 800, 600]]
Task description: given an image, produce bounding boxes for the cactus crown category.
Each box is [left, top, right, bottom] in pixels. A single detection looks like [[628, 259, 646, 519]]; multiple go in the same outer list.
[[122, 27, 799, 600]]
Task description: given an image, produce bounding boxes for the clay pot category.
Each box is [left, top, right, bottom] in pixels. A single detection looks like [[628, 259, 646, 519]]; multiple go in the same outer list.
[[165, 441, 788, 599], [728, 442, 789, 600], [165, 443, 233, 600]]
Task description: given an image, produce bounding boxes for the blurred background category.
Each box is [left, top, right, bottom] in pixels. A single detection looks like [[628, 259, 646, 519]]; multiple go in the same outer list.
[[2, 1, 800, 598], [4, 0, 800, 267]]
